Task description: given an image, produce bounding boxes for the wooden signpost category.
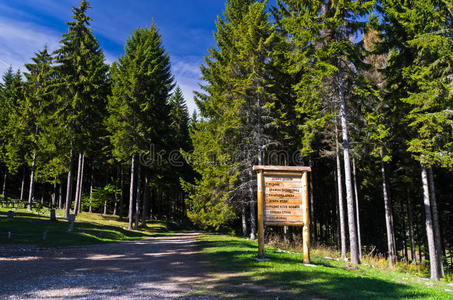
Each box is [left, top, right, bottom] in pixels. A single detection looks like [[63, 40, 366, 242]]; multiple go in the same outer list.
[[253, 165, 311, 263]]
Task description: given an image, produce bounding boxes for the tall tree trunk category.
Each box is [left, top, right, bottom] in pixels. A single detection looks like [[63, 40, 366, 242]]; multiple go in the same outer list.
[[128, 155, 135, 230], [309, 158, 316, 246], [119, 167, 124, 219], [65, 151, 74, 218], [249, 165, 257, 240], [380, 151, 396, 267], [352, 157, 362, 259], [89, 164, 94, 213], [52, 180, 57, 207], [27, 152, 37, 212], [242, 203, 248, 237], [334, 169, 340, 250], [73, 153, 82, 216], [335, 124, 347, 259], [142, 174, 149, 227], [58, 181, 63, 209], [427, 167, 444, 277], [420, 163, 440, 280], [407, 190, 416, 264], [135, 163, 141, 229], [20, 170, 25, 201], [78, 154, 85, 213], [338, 63, 360, 264], [2, 170, 7, 196]]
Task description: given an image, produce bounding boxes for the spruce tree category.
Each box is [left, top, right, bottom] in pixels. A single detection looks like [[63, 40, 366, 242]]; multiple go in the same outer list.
[[54, 0, 109, 218], [379, 0, 451, 280], [107, 24, 173, 230]]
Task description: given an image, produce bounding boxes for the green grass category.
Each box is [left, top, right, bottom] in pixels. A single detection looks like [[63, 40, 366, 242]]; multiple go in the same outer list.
[[195, 234, 453, 299], [0, 207, 184, 247]]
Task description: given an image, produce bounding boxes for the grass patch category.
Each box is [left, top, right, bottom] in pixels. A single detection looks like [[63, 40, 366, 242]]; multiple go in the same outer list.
[[196, 234, 453, 299], [0, 208, 184, 247]]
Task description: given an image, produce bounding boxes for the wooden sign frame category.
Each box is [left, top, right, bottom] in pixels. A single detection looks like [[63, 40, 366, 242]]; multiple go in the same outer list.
[[253, 165, 311, 263]]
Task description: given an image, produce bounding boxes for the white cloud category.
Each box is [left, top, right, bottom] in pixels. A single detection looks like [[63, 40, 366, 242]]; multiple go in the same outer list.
[[0, 17, 60, 77], [171, 56, 203, 114], [0, 16, 116, 81]]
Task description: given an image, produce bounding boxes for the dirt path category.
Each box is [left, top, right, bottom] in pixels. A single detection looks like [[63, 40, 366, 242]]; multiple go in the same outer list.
[[0, 232, 210, 299]]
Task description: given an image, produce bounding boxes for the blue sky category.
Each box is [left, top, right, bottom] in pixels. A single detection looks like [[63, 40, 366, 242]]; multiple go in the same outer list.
[[0, 0, 227, 113]]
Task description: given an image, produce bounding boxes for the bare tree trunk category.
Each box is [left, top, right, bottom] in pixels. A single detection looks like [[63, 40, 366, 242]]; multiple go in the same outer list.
[[65, 151, 74, 218], [2, 170, 7, 196], [249, 165, 257, 240], [20, 170, 25, 201], [52, 180, 57, 207], [73, 153, 82, 216], [128, 155, 135, 230], [420, 163, 440, 280], [27, 152, 37, 212], [309, 158, 316, 246], [119, 166, 124, 219], [142, 174, 149, 227], [335, 124, 347, 259], [428, 167, 444, 277], [89, 164, 94, 213], [58, 181, 62, 209], [135, 163, 141, 230], [380, 152, 396, 267], [242, 204, 248, 237], [352, 157, 362, 259], [407, 190, 416, 264], [338, 63, 360, 264], [78, 154, 85, 213]]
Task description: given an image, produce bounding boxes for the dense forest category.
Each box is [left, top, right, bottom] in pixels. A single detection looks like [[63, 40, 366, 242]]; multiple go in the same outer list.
[[0, 0, 452, 281]]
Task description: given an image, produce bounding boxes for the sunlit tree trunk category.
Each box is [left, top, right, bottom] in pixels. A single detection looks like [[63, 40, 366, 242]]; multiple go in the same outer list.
[[27, 152, 37, 212], [65, 151, 74, 218], [310, 158, 316, 246], [1, 170, 7, 196], [352, 157, 362, 258], [380, 150, 396, 267], [338, 62, 360, 264], [407, 190, 416, 264], [73, 153, 82, 215], [135, 163, 142, 229], [335, 124, 347, 259], [428, 167, 444, 278], [128, 155, 135, 230], [20, 170, 25, 201], [420, 163, 440, 281], [242, 204, 248, 237], [249, 164, 257, 240]]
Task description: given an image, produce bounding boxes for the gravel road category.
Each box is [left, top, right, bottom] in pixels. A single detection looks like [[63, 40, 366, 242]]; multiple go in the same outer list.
[[0, 232, 210, 299]]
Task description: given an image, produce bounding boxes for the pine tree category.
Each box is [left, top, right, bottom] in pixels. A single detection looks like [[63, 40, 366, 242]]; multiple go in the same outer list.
[[107, 24, 173, 230], [19, 47, 55, 210], [54, 0, 109, 218], [0, 68, 23, 197], [379, 0, 451, 280], [182, 0, 254, 232]]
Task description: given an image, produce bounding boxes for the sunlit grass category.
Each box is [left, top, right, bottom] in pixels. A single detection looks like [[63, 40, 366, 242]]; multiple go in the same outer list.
[[196, 234, 453, 299]]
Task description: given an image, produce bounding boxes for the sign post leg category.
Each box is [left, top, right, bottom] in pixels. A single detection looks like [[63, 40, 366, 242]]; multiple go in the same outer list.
[[257, 170, 265, 258], [302, 171, 310, 264]]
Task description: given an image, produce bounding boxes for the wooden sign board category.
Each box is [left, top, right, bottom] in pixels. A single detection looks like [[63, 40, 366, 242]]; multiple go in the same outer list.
[[264, 173, 303, 225], [253, 165, 311, 263]]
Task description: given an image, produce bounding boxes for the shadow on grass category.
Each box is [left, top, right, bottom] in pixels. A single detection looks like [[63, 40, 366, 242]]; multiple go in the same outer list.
[[194, 235, 436, 300], [0, 210, 179, 247]]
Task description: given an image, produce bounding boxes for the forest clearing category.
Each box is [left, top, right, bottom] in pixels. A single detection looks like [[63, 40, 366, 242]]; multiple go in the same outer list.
[[1, 0, 452, 298]]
